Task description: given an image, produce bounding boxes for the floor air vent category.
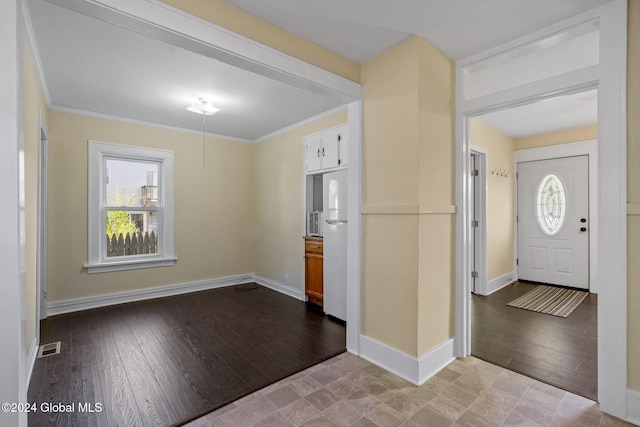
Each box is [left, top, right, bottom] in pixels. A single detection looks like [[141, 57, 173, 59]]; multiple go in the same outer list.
[[37, 342, 61, 358]]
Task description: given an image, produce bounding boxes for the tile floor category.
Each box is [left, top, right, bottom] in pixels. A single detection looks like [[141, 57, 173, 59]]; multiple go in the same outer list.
[[185, 353, 634, 427]]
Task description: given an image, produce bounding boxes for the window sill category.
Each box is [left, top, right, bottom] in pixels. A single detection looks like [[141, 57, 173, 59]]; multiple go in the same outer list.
[[84, 256, 177, 274]]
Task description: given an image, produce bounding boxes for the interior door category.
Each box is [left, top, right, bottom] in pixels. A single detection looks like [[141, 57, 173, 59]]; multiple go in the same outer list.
[[471, 154, 478, 293], [517, 155, 589, 289]]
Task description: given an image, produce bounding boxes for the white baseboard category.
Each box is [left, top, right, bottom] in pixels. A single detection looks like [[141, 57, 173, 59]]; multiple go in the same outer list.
[[25, 337, 39, 385], [359, 335, 455, 386], [484, 271, 516, 296], [47, 274, 253, 316], [360, 336, 421, 385], [417, 338, 456, 385], [628, 389, 640, 425], [253, 275, 305, 301]]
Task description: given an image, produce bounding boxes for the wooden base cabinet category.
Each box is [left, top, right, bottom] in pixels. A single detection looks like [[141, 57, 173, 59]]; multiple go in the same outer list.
[[304, 239, 323, 306]]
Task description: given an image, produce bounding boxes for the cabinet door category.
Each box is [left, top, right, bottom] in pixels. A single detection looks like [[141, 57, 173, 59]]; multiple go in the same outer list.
[[321, 131, 339, 170], [305, 134, 322, 172], [337, 128, 348, 167], [305, 254, 323, 305]]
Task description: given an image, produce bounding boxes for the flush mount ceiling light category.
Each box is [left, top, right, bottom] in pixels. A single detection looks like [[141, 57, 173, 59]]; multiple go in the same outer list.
[[186, 98, 220, 167], [186, 97, 220, 115]]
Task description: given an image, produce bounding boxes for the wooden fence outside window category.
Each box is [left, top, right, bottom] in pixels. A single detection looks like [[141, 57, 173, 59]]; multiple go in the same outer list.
[[106, 231, 158, 257]]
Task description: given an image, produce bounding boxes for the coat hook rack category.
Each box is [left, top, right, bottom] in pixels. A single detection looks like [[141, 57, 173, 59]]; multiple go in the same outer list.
[[491, 168, 510, 178]]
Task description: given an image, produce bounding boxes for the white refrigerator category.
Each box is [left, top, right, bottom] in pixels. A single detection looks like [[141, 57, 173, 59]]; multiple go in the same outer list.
[[323, 170, 348, 321]]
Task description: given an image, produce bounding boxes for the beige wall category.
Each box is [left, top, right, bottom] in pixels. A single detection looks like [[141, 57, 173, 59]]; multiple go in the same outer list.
[[254, 111, 347, 290], [627, 0, 640, 392], [47, 111, 255, 302], [23, 42, 47, 352], [362, 37, 421, 356], [361, 36, 455, 357], [470, 119, 515, 281], [515, 124, 597, 150], [159, 0, 360, 83]]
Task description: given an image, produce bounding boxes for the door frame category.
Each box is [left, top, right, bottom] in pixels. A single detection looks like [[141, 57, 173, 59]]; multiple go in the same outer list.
[[469, 146, 487, 295], [514, 140, 598, 293], [40, 0, 364, 354], [455, 1, 627, 418], [36, 110, 49, 323]]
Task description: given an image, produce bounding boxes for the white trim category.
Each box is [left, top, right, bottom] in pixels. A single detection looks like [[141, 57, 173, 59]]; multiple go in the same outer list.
[[458, 8, 609, 68], [596, 1, 627, 416], [515, 140, 598, 293], [20, 0, 51, 106], [254, 105, 348, 143], [36, 110, 48, 322], [346, 101, 362, 354], [86, 140, 176, 273], [25, 337, 38, 386], [50, 105, 254, 144], [359, 336, 422, 385], [461, 66, 599, 115], [454, 75, 471, 358], [627, 389, 640, 425], [44, 274, 309, 316], [1, 2, 27, 424], [359, 336, 455, 386], [253, 275, 304, 301], [417, 339, 456, 385], [485, 272, 516, 296], [46, 274, 253, 316], [45, 0, 361, 102], [456, 1, 627, 420], [84, 257, 177, 274]]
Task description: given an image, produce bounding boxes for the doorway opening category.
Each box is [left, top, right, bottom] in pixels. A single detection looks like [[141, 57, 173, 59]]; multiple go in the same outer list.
[[456, 4, 627, 414], [467, 91, 599, 400]]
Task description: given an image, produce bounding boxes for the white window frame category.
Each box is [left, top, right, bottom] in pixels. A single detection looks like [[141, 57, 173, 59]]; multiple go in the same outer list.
[[85, 141, 176, 274]]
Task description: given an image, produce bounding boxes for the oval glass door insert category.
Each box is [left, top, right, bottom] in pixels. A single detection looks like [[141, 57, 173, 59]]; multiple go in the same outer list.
[[536, 174, 566, 236]]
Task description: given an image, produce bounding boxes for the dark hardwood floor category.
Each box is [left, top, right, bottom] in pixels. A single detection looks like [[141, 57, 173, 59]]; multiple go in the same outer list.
[[28, 283, 346, 427], [471, 281, 597, 401]]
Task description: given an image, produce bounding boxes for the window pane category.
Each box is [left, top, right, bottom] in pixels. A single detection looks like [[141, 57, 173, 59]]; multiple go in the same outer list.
[[105, 159, 158, 208], [536, 174, 566, 236], [105, 210, 159, 257]]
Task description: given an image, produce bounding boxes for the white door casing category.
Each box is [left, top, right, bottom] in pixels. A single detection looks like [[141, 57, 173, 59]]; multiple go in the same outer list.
[[37, 111, 48, 321], [456, 2, 626, 418], [517, 156, 589, 289]]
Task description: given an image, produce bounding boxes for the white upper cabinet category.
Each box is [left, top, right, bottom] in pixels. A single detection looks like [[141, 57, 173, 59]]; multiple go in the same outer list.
[[304, 125, 348, 174], [305, 133, 323, 172], [337, 128, 348, 167]]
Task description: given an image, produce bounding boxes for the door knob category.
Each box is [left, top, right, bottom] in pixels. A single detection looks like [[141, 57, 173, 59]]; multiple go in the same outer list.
[[580, 227, 587, 232]]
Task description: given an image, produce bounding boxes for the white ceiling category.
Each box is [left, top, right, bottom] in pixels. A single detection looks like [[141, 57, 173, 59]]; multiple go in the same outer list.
[[27, 0, 611, 141], [27, 0, 344, 141], [222, 0, 614, 62]]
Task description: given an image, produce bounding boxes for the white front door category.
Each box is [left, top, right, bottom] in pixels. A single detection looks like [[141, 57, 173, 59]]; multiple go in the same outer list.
[[517, 155, 589, 289]]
